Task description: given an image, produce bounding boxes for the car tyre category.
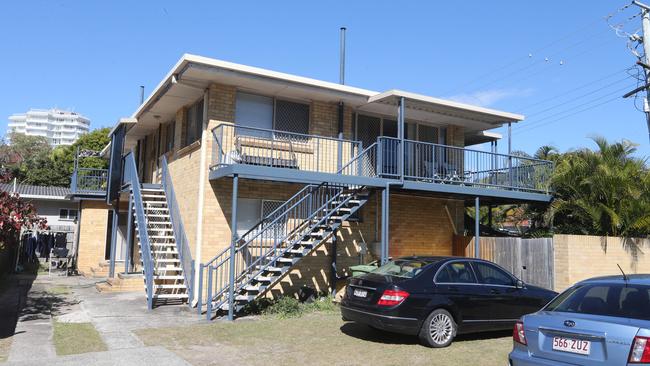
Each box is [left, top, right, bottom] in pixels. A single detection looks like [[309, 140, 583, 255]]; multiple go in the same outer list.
[[419, 309, 456, 348]]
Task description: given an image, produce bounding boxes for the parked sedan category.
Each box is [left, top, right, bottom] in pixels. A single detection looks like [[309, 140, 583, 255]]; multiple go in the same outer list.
[[340, 256, 557, 347], [509, 274, 650, 365]]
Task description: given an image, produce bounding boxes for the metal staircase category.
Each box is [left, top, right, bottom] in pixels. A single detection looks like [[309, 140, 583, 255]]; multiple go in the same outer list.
[[132, 184, 189, 304], [122, 152, 192, 309], [199, 183, 370, 318]]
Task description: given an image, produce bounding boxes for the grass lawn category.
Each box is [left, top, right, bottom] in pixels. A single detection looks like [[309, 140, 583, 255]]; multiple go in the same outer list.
[[52, 322, 107, 356], [136, 311, 512, 366], [0, 337, 11, 362]]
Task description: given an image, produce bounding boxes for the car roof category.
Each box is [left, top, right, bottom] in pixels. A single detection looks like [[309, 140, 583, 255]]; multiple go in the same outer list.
[[577, 274, 650, 286], [394, 256, 495, 266]]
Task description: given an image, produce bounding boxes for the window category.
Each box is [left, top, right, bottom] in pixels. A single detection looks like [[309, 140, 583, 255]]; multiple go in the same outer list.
[[275, 99, 310, 136], [372, 259, 433, 278], [545, 284, 650, 320], [163, 122, 175, 153], [472, 262, 514, 286], [59, 209, 78, 220], [235, 92, 310, 138], [236, 198, 286, 237], [183, 98, 204, 147], [435, 262, 477, 284]]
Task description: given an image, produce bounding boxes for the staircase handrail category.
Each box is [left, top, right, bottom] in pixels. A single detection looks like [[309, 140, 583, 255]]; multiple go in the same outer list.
[[122, 152, 155, 309], [160, 155, 194, 303]]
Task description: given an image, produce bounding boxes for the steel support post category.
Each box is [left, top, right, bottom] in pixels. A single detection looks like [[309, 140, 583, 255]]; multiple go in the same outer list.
[[475, 197, 480, 258], [124, 194, 133, 274], [381, 186, 390, 265], [331, 230, 338, 296], [398, 96, 405, 181], [108, 208, 118, 278], [228, 174, 239, 321]]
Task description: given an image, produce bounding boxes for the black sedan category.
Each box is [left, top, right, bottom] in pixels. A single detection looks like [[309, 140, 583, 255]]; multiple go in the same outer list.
[[340, 256, 557, 347]]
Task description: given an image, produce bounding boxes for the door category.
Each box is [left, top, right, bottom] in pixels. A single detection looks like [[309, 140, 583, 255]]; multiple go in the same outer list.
[[470, 261, 529, 323], [434, 261, 486, 323]]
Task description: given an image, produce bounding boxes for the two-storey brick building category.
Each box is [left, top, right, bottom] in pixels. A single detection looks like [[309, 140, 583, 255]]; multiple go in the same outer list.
[[70, 54, 553, 319]]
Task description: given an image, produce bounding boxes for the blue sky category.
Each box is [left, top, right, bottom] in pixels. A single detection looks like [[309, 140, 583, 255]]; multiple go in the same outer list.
[[1, 1, 649, 158]]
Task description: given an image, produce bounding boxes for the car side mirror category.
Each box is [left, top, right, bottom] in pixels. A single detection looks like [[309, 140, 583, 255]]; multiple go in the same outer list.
[[515, 279, 525, 289]]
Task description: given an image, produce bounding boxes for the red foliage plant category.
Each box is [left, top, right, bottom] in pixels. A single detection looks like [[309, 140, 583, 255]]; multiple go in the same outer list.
[[0, 171, 47, 249]]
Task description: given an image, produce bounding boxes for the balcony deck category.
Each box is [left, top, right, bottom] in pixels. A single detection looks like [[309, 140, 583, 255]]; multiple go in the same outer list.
[[209, 124, 553, 203], [70, 167, 109, 198]]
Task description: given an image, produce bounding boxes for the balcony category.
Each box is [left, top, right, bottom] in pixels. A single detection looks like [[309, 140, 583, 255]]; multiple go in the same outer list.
[[209, 123, 553, 201], [71, 168, 109, 196]]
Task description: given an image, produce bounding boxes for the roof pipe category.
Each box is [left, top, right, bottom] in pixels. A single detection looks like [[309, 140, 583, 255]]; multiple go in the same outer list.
[[339, 27, 346, 85], [338, 27, 346, 139]]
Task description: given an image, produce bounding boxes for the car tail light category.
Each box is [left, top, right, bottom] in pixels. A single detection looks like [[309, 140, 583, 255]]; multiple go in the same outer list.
[[629, 336, 650, 363], [377, 289, 409, 306], [513, 321, 527, 345]]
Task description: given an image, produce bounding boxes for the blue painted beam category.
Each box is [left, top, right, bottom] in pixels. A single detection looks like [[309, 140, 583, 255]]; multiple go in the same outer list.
[[209, 164, 553, 203]]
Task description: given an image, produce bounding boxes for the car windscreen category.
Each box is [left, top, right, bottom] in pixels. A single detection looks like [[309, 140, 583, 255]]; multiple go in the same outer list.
[[371, 259, 431, 278], [544, 283, 650, 320]]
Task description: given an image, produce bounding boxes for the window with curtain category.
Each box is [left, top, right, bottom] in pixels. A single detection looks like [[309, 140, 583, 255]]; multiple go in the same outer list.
[[235, 92, 310, 138], [183, 98, 204, 147]]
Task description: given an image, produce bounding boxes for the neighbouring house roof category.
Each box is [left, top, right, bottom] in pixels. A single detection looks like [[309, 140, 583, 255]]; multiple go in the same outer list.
[[119, 54, 525, 150], [0, 182, 71, 200]]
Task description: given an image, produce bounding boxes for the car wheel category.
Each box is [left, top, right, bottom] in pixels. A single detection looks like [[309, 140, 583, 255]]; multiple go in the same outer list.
[[419, 309, 456, 348]]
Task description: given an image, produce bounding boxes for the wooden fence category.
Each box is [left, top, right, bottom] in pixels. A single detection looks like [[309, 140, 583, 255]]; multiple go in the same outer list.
[[454, 236, 555, 290]]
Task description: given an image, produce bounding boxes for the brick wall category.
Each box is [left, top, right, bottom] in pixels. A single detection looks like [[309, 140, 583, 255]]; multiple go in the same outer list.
[[554, 234, 650, 291], [387, 194, 462, 258], [77, 200, 111, 275]]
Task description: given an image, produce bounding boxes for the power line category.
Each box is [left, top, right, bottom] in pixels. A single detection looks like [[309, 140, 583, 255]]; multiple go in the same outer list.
[[444, 16, 608, 95], [513, 95, 624, 135], [523, 75, 635, 117], [514, 83, 637, 134], [511, 67, 633, 111], [460, 27, 614, 95]]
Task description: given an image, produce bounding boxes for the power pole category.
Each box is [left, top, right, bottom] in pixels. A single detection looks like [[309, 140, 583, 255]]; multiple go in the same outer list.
[[632, 1, 650, 142]]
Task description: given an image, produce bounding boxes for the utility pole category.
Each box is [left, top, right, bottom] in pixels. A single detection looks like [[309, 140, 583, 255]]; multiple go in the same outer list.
[[630, 1, 650, 142]]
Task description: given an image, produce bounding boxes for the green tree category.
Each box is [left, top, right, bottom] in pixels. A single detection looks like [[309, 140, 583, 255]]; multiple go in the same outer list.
[[2, 128, 111, 187]]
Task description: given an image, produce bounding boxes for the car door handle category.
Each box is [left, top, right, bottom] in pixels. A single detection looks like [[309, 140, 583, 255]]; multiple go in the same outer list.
[[490, 289, 500, 294], [449, 286, 459, 292]]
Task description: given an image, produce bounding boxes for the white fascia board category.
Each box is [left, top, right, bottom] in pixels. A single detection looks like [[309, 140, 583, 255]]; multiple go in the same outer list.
[[21, 195, 69, 200], [368, 89, 525, 122]]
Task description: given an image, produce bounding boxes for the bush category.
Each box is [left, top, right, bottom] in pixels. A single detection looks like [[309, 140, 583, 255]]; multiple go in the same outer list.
[[263, 296, 303, 318], [242, 293, 338, 319]]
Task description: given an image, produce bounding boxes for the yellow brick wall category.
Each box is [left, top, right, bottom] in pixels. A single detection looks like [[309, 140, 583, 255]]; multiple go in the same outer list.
[[387, 194, 461, 258], [77, 200, 111, 275], [554, 234, 650, 291]]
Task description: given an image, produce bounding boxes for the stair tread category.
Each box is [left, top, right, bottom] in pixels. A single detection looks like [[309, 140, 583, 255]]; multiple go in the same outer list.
[[153, 293, 189, 299]]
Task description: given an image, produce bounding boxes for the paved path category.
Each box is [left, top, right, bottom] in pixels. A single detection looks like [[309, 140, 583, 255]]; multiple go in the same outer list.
[[2, 273, 202, 365], [3, 346, 191, 366]]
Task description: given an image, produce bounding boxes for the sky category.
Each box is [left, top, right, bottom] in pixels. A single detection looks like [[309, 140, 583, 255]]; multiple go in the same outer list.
[[1, 0, 649, 158]]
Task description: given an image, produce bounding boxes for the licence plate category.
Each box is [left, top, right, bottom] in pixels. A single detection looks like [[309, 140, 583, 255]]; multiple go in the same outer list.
[[353, 288, 367, 298], [552, 336, 591, 355]]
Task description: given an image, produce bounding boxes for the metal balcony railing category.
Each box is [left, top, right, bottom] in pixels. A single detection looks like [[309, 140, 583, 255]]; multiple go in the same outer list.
[[380, 137, 553, 193], [71, 168, 109, 195], [210, 124, 553, 194], [210, 123, 361, 174]]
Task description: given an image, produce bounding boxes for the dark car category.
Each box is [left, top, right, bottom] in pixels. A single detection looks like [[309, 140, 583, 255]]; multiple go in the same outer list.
[[340, 256, 558, 347]]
